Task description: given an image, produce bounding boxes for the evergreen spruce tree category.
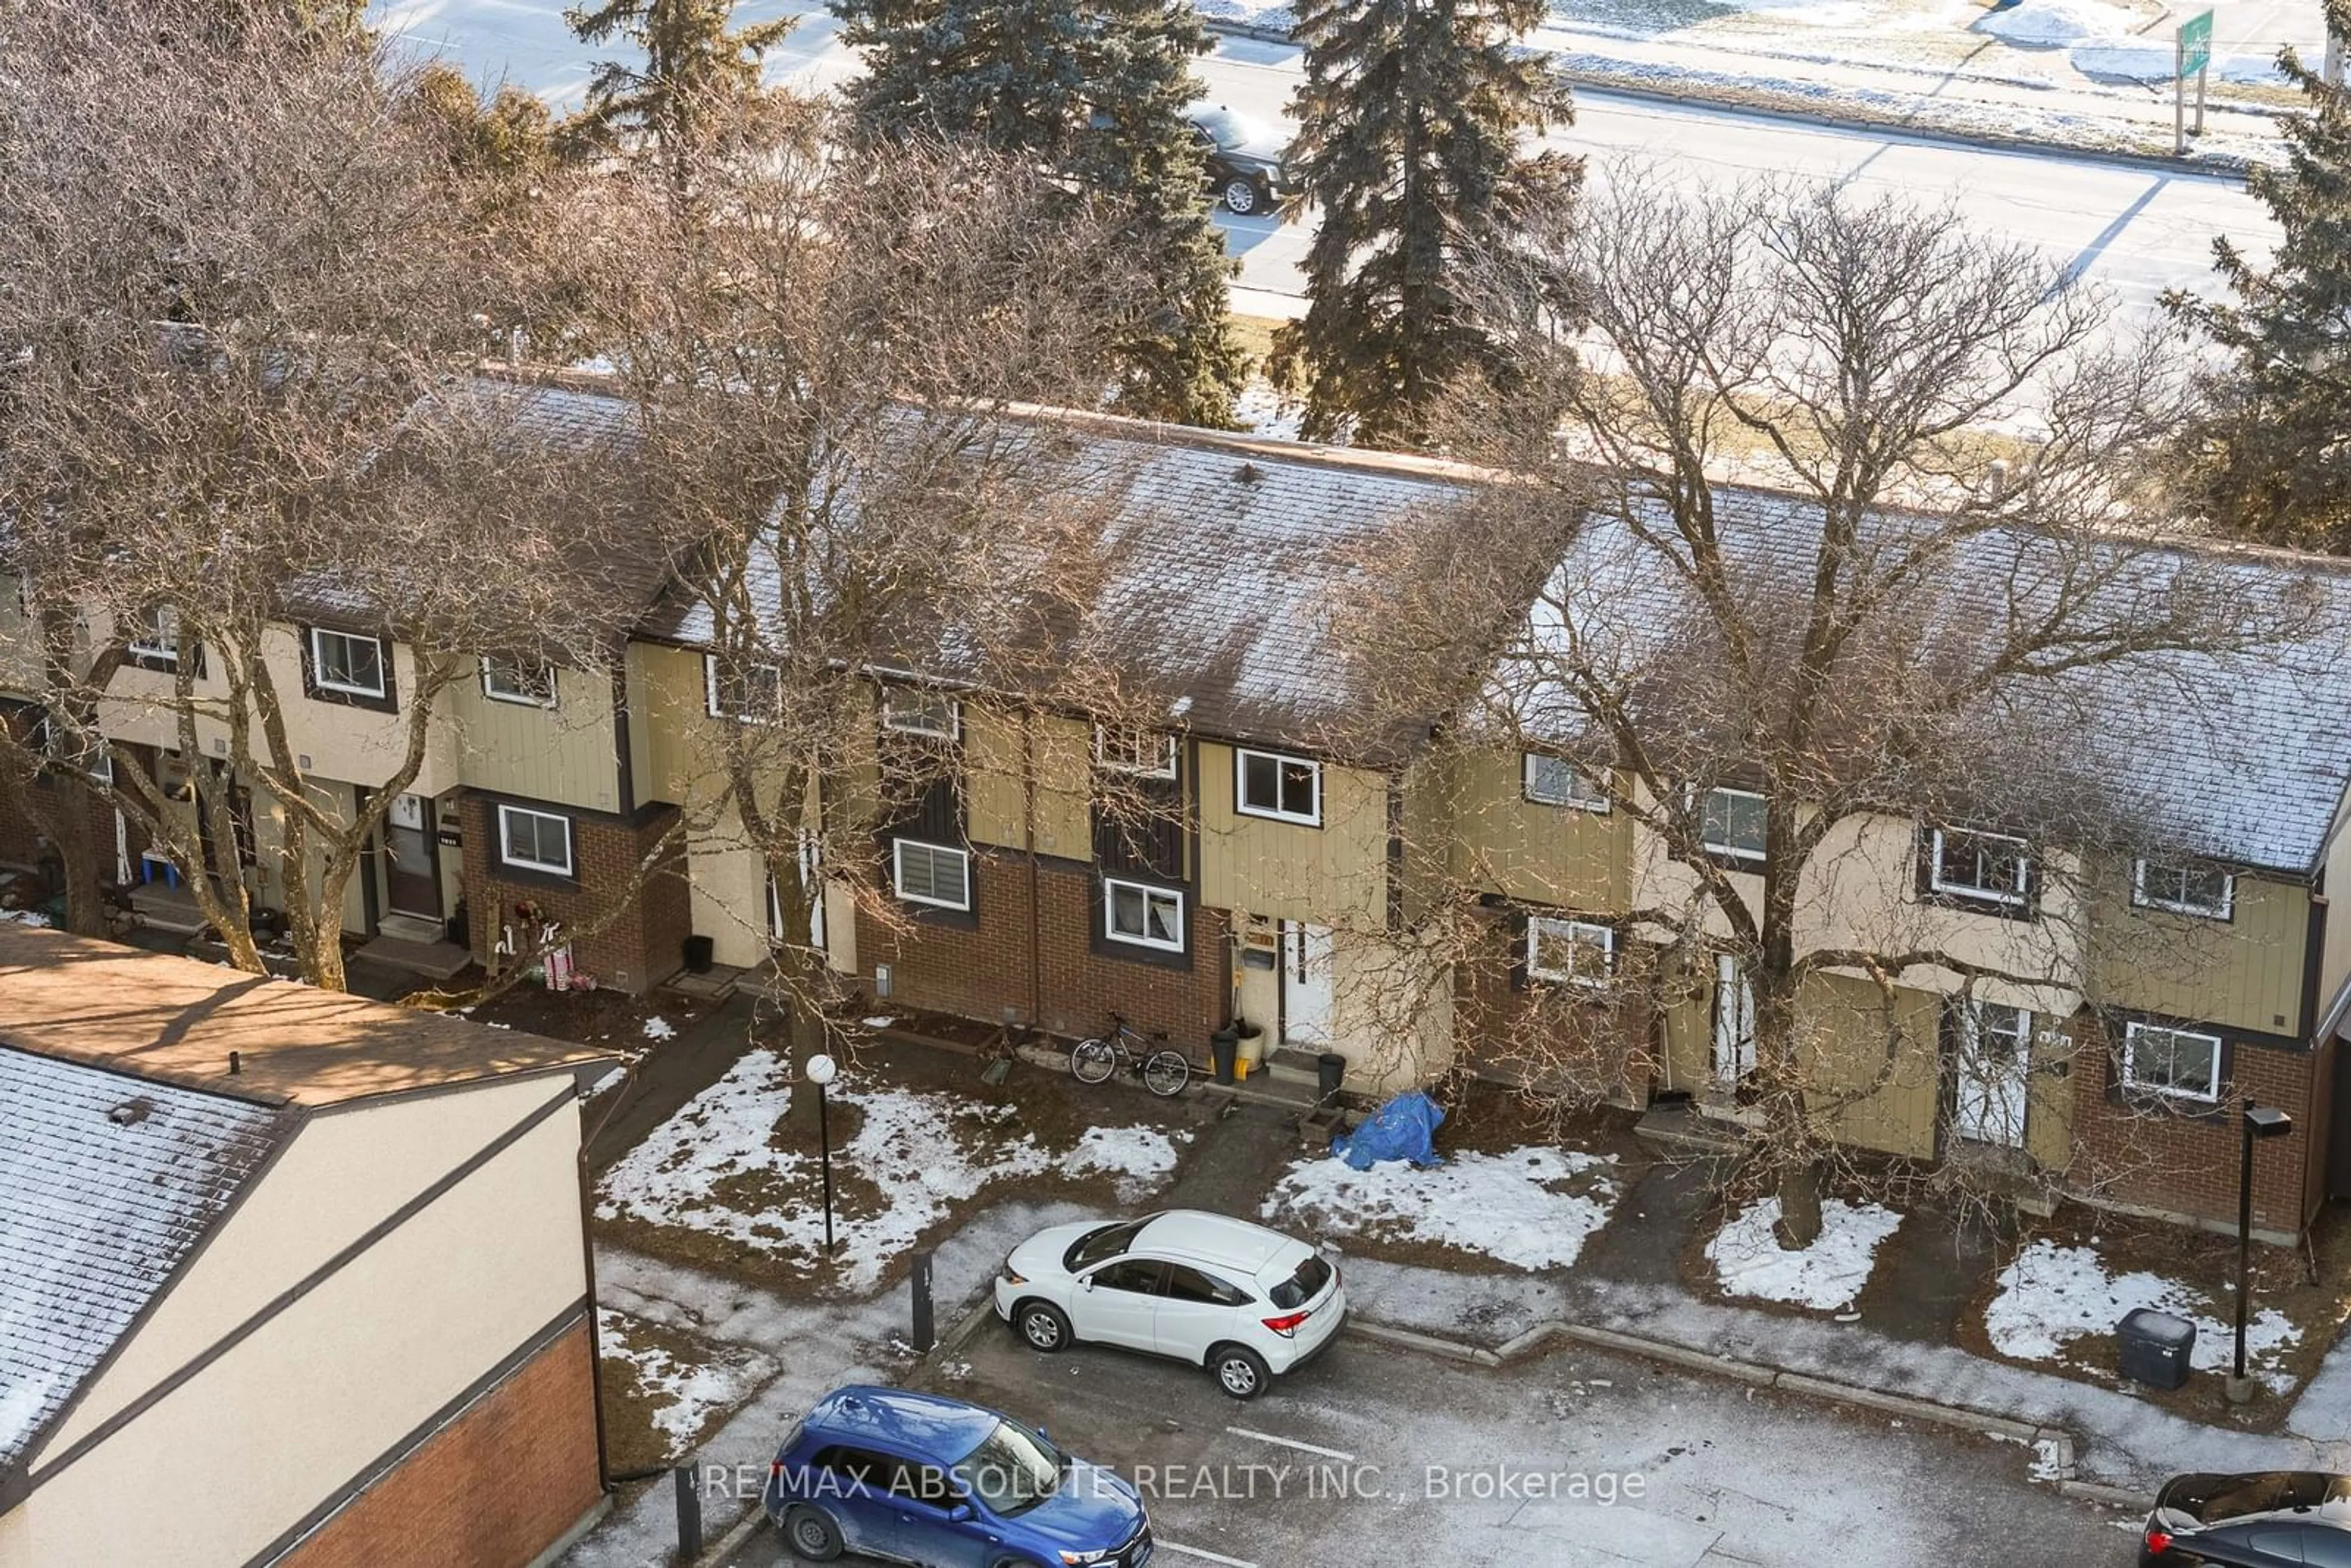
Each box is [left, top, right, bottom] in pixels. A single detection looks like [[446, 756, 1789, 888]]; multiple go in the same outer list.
[[1277, 0, 1577, 446], [566, 0, 793, 208], [2168, 0, 2351, 547], [834, 0, 1248, 425]]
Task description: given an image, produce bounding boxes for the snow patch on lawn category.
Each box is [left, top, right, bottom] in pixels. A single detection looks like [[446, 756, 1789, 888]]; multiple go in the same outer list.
[[2069, 39, 2286, 85], [0, 909, 52, 927], [1706, 1196, 1903, 1311], [1986, 1238, 2299, 1386], [1059, 1125, 1187, 1200], [642, 1015, 677, 1041], [1265, 1146, 1619, 1270], [597, 1308, 774, 1456], [1973, 0, 2137, 47]]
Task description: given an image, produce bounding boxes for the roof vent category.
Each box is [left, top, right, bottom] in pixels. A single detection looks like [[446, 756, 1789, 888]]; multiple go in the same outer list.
[[1236, 462, 1264, 485], [109, 1097, 155, 1127]]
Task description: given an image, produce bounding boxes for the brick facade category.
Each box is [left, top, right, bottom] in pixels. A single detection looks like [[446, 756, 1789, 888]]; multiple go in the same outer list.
[[465, 795, 691, 995], [282, 1317, 603, 1568], [855, 853, 1231, 1056], [2063, 1017, 2321, 1237], [1452, 910, 1657, 1100]]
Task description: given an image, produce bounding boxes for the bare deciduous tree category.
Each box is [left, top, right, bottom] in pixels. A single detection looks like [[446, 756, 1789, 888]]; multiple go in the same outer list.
[[1340, 178, 2333, 1245]]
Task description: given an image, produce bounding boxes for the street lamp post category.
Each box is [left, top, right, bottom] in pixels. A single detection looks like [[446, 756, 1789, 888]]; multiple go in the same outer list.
[[2231, 1098, 2294, 1400], [806, 1052, 841, 1258]]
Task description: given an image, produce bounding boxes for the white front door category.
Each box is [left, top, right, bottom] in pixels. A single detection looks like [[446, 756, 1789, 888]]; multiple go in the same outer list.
[[1712, 953, 1756, 1082], [1281, 921, 1334, 1048], [1955, 1003, 2031, 1147]]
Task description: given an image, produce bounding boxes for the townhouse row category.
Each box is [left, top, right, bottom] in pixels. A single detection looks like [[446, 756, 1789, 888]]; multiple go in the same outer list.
[[7, 383, 2351, 1245]]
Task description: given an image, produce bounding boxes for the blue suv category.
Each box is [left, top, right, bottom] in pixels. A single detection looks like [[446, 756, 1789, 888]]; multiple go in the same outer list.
[[762, 1386, 1153, 1567]]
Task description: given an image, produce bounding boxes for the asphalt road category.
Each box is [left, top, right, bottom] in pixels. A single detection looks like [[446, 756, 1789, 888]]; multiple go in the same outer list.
[[378, 0, 2277, 332], [727, 1318, 2137, 1568]]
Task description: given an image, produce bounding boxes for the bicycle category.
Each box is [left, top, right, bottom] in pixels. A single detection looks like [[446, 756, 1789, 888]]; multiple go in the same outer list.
[[1070, 1013, 1190, 1098]]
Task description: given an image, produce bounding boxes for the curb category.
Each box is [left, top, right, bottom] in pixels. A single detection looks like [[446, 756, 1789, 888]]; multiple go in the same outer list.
[[689, 1291, 1003, 1568], [1343, 1312, 2123, 1498], [1199, 17, 2257, 180]]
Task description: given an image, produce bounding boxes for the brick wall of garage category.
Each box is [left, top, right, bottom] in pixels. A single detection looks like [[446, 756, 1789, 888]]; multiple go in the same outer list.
[[854, 852, 1231, 1058], [465, 795, 691, 994], [2063, 1018, 2319, 1238], [280, 1316, 602, 1568]]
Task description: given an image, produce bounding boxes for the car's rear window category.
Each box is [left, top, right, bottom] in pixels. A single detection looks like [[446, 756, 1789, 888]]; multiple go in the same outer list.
[[1066, 1217, 1152, 1272], [1267, 1253, 1332, 1311], [2173, 1473, 2351, 1523]]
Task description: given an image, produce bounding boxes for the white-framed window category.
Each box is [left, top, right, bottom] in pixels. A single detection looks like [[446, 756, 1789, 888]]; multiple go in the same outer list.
[[892, 838, 971, 910], [1527, 915, 1613, 987], [882, 690, 961, 740], [1095, 726, 1177, 779], [1700, 787, 1767, 863], [127, 605, 184, 667], [496, 804, 574, 877], [481, 655, 557, 708], [1929, 827, 2031, 907], [310, 627, 387, 699], [2122, 1020, 2222, 1103], [1104, 877, 1184, 952], [1523, 753, 1608, 811], [704, 654, 782, 724], [2133, 859, 2234, 920], [1235, 748, 1321, 826]]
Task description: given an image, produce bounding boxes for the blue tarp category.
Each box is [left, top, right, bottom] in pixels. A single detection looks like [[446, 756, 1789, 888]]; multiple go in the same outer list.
[[1330, 1091, 1445, 1170]]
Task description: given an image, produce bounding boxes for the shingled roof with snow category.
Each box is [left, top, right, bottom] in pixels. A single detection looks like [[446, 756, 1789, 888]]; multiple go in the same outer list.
[[0, 1049, 283, 1475]]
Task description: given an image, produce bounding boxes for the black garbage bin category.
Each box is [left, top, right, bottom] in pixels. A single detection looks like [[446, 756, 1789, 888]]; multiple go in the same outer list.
[[682, 933, 716, 975], [1210, 1029, 1240, 1086], [2118, 1307, 2196, 1390], [1316, 1051, 1346, 1103]]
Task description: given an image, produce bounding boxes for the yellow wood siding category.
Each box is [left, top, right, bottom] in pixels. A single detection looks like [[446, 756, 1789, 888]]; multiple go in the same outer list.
[[632, 643, 714, 808], [448, 662, 621, 814], [963, 708, 1092, 861], [1442, 749, 1630, 912], [2089, 862, 2309, 1037], [1799, 972, 1941, 1159], [1196, 742, 1387, 927]]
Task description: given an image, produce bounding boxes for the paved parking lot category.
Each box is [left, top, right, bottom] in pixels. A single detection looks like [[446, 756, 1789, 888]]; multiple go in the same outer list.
[[729, 1314, 2137, 1567]]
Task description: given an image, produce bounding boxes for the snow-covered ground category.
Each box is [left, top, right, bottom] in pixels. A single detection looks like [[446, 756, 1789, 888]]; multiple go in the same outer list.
[[596, 1051, 1186, 1289], [1706, 1195, 1903, 1311], [597, 1307, 776, 1457], [1264, 1146, 1621, 1270], [1985, 1236, 2300, 1390]]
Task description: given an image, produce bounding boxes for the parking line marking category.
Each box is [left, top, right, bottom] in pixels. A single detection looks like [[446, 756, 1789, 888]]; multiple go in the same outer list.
[[1224, 1425, 1355, 1463], [1157, 1542, 1261, 1568]]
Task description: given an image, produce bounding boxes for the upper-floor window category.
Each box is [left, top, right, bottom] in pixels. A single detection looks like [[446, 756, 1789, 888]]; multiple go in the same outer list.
[[496, 803, 574, 877], [1929, 826, 2031, 909], [1104, 876, 1185, 952], [2133, 859, 2233, 921], [882, 690, 960, 740], [1235, 748, 1320, 827], [892, 838, 971, 911], [1527, 915, 1613, 987], [127, 606, 185, 669], [310, 628, 386, 700], [481, 655, 557, 708], [1523, 753, 1607, 811], [1700, 787, 1766, 865], [1095, 726, 1177, 779], [2121, 1019, 2221, 1103], [705, 654, 781, 724]]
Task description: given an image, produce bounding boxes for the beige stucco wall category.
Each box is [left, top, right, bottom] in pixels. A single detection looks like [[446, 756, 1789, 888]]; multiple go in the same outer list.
[[1325, 925, 1454, 1093], [1196, 742, 1388, 928], [447, 660, 622, 814], [0, 573, 40, 693], [7, 1075, 587, 1568]]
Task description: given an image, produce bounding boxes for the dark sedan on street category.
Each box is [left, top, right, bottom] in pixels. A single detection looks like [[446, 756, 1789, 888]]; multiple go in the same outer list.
[[2142, 1472, 2351, 1564], [1182, 102, 1296, 217]]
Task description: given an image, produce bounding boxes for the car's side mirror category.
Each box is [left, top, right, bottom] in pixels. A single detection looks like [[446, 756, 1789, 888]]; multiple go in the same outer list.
[[1079, 1275, 1095, 1291], [947, 1502, 977, 1523], [1036, 1425, 1050, 1441]]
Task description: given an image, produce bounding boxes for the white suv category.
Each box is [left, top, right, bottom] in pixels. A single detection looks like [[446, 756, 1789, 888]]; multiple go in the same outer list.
[[993, 1210, 1345, 1400]]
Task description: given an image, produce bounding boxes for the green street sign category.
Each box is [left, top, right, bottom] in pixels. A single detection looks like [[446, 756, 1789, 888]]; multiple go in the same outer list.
[[2179, 9, 2214, 77]]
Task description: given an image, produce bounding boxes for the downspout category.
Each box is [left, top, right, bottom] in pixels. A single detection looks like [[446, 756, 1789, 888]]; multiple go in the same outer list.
[[577, 1078, 623, 1495], [1026, 713, 1043, 1030]]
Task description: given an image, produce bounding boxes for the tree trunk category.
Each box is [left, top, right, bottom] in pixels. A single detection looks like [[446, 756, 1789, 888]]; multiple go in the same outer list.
[[53, 805, 107, 937], [1774, 1159, 1824, 1250]]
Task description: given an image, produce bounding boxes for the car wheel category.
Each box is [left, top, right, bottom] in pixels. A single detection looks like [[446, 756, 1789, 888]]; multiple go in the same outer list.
[[1210, 1343, 1270, 1400], [1016, 1299, 1073, 1353], [1221, 176, 1260, 216], [781, 1504, 844, 1561]]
